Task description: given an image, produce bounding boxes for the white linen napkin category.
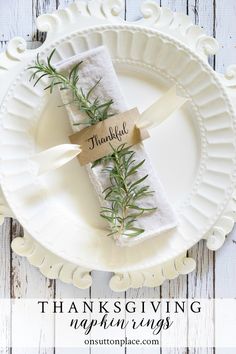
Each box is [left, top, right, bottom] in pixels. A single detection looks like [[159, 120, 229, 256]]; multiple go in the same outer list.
[[55, 46, 177, 246]]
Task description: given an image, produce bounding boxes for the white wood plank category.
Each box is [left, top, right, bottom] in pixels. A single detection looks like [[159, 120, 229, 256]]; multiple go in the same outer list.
[[90, 271, 125, 354], [56, 279, 90, 298], [126, 285, 161, 354], [0, 218, 11, 353], [188, 0, 215, 67], [0, 1, 56, 352], [214, 0, 236, 73], [11, 220, 55, 353], [55, 279, 90, 353], [33, 0, 57, 14], [187, 242, 214, 298], [215, 228, 236, 297], [161, 0, 187, 12], [188, 241, 214, 353], [125, 0, 144, 21], [159, 0, 188, 343], [32, 0, 57, 42], [187, 1, 215, 352], [215, 230, 236, 354], [188, 0, 214, 36], [187, 0, 215, 295], [161, 275, 188, 351], [0, 0, 33, 41], [126, 0, 188, 20], [213, 1, 236, 353], [57, 0, 76, 9]]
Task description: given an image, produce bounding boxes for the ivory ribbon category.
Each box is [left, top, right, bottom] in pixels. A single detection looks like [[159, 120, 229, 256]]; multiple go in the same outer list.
[[31, 144, 81, 176], [31, 86, 187, 176], [137, 86, 188, 130]]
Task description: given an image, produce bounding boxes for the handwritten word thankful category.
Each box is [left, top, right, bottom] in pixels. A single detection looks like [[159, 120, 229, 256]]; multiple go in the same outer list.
[[87, 122, 129, 150]]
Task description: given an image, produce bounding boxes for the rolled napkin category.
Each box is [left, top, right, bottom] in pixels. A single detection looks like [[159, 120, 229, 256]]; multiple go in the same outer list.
[[55, 46, 177, 246]]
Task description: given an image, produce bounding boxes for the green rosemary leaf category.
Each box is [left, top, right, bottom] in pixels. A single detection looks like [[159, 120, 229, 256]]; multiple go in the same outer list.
[[104, 189, 114, 200], [124, 228, 145, 237], [129, 174, 149, 190], [128, 205, 157, 212], [107, 230, 119, 237], [69, 61, 82, 81], [86, 78, 101, 99], [29, 69, 43, 81], [91, 161, 99, 168], [47, 49, 56, 70], [28, 66, 42, 71], [134, 190, 155, 200], [127, 159, 145, 177], [126, 151, 136, 163], [127, 205, 143, 210], [100, 214, 116, 222], [73, 121, 92, 126], [125, 211, 145, 219], [33, 73, 48, 87]]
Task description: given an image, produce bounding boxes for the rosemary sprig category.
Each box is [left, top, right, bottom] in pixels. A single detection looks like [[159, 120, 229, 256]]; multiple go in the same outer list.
[[28, 49, 114, 126], [28, 49, 157, 239], [99, 144, 157, 238]]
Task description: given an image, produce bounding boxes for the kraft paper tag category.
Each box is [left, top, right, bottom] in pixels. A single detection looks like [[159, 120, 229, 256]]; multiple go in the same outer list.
[[69, 108, 149, 165]]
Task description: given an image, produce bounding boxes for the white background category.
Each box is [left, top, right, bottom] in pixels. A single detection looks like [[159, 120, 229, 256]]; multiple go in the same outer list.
[[0, 0, 236, 353]]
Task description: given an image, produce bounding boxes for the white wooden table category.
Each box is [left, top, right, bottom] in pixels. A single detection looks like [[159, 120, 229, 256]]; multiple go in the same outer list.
[[0, 0, 236, 353]]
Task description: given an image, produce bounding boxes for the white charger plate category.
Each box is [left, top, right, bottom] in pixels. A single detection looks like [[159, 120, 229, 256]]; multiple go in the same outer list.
[[1, 24, 236, 273]]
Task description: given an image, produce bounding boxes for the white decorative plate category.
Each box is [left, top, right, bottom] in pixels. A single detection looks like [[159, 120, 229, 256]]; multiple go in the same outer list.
[[1, 0, 236, 291]]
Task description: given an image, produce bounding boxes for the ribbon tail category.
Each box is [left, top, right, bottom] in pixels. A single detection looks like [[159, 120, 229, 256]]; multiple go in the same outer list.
[[138, 86, 188, 130], [30, 144, 81, 176]]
